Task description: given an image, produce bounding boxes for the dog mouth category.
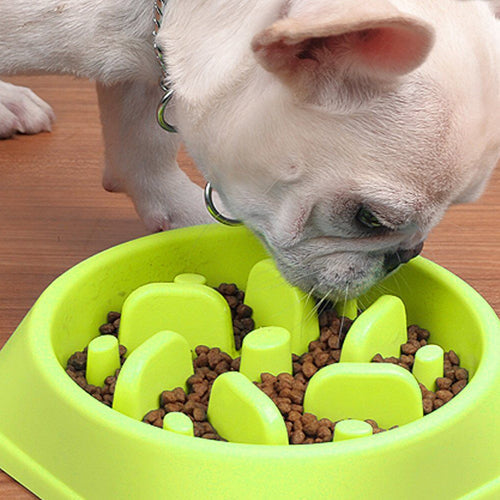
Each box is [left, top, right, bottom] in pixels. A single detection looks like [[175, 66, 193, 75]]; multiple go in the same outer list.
[[248, 222, 424, 302], [267, 247, 387, 302]]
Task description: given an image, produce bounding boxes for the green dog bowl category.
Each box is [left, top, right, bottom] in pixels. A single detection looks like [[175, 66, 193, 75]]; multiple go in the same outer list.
[[0, 224, 499, 499]]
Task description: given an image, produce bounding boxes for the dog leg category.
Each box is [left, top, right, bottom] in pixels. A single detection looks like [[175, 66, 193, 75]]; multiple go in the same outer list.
[[0, 81, 55, 138], [97, 80, 213, 231], [0, 0, 157, 85]]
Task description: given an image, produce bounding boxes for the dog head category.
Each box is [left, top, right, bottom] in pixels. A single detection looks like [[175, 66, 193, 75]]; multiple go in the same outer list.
[[163, 0, 500, 300]]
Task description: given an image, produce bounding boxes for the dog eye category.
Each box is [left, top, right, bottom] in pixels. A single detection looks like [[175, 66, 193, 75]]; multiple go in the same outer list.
[[356, 207, 383, 229]]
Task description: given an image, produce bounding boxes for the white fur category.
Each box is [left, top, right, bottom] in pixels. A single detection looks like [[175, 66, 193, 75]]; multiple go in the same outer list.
[[1, 0, 499, 298]]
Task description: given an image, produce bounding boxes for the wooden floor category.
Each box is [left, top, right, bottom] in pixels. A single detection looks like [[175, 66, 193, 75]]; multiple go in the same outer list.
[[0, 75, 499, 498]]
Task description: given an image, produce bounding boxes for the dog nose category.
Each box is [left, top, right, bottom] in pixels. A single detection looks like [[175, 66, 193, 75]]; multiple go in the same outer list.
[[384, 241, 424, 274]]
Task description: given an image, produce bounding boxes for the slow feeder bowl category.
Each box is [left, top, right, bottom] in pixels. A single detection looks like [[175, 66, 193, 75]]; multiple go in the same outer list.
[[0, 224, 498, 499]]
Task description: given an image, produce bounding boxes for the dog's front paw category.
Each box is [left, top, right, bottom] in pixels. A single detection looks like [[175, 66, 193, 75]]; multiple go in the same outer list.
[[0, 81, 55, 139]]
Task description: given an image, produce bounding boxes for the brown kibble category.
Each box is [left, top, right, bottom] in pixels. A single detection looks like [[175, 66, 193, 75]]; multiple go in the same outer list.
[[173, 387, 187, 403], [372, 354, 384, 363], [400, 355, 414, 366], [261, 373, 276, 384], [327, 335, 340, 350], [320, 328, 334, 343], [318, 419, 334, 430], [313, 351, 329, 368], [277, 401, 292, 415], [219, 283, 237, 295], [260, 385, 276, 398], [240, 317, 255, 330], [279, 387, 292, 399], [236, 304, 252, 318], [301, 353, 314, 364], [401, 342, 418, 355], [188, 393, 201, 403], [365, 418, 378, 429], [202, 433, 219, 440], [318, 312, 330, 328], [287, 411, 302, 422], [423, 399, 434, 414], [433, 398, 445, 410], [308, 340, 323, 352], [302, 362, 317, 379], [143, 409, 165, 424], [436, 377, 452, 390], [302, 413, 316, 423], [451, 379, 467, 395], [160, 391, 178, 406], [214, 361, 230, 374], [436, 390, 454, 403], [277, 373, 294, 386], [407, 327, 418, 341], [195, 345, 210, 356], [330, 350, 341, 363], [291, 404, 304, 414], [291, 430, 306, 444], [165, 402, 184, 413], [192, 407, 206, 422], [187, 374, 204, 386], [454, 368, 468, 381], [107, 311, 121, 323], [194, 352, 208, 368], [384, 356, 400, 365], [99, 323, 115, 335], [67, 351, 87, 371], [225, 295, 239, 309], [289, 389, 304, 405], [317, 427, 333, 442], [112, 318, 120, 330], [192, 383, 208, 396], [447, 350, 460, 366], [416, 327, 430, 341], [206, 348, 221, 368], [424, 391, 436, 402], [303, 419, 319, 437], [119, 345, 127, 357]]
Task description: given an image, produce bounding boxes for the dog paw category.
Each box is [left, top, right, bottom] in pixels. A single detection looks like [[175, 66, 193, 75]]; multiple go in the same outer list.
[[0, 81, 55, 139]]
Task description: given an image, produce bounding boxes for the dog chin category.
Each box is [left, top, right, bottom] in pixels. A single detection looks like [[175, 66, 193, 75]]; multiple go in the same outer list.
[[270, 250, 387, 302]]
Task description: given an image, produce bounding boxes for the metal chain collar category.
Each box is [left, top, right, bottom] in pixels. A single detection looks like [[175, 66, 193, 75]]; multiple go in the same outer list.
[[153, 0, 177, 133], [152, 0, 241, 226]]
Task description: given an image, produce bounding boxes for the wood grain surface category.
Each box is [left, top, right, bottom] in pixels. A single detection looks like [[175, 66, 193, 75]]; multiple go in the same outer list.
[[0, 75, 499, 498]]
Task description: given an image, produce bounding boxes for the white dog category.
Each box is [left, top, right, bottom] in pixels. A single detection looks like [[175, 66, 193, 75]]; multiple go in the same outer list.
[[1, 0, 499, 301]]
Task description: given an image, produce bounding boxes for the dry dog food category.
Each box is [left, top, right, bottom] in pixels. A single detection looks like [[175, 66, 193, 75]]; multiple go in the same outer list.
[[66, 284, 469, 444]]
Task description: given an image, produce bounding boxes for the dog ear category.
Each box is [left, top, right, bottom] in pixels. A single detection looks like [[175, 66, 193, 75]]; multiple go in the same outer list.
[[252, 0, 435, 84]]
